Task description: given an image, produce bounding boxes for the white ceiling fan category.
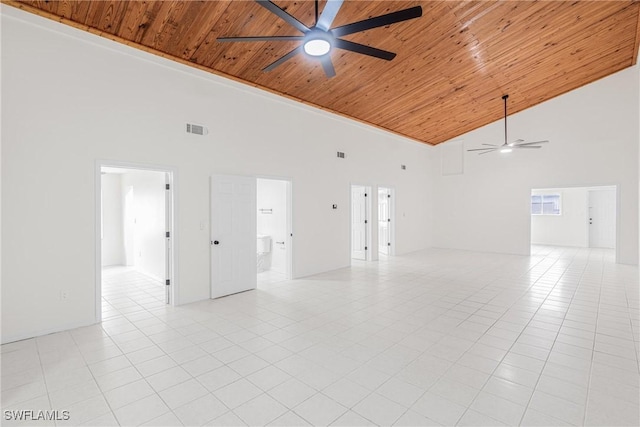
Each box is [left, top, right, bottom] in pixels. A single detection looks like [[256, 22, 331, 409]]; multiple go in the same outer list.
[[468, 94, 549, 155]]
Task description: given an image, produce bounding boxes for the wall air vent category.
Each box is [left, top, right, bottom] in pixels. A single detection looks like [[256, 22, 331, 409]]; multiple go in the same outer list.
[[186, 123, 208, 136], [337, 152, 345, 158]]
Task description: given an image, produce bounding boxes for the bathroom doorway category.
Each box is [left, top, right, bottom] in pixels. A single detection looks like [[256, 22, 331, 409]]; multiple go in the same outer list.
[[256, 178, 292, 286]]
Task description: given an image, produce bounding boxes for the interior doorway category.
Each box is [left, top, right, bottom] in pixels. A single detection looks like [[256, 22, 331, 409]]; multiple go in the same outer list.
[[351, 184, 371, 261], [256, 178, 292, 287], [378, 187, 394, 256], [98, 164, 174, 322], [530, 185, 617, 252]]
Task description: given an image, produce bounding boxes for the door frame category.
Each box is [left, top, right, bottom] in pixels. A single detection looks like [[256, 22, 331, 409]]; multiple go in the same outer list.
[[350, 184, 373, 262], [256, 176, 294, 280], [95, 159, 178, 323], [377, 186, 395, 256]]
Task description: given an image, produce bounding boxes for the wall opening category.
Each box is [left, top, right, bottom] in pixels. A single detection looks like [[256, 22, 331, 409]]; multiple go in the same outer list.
[[98, 164, 174, 322], [256, 178, 292, 287], [530, 185, 617, 256]]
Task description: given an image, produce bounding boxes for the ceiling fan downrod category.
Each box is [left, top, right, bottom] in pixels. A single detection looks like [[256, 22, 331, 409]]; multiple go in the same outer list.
[[503, 94, 508, 146], [466, 93, 549, 155]]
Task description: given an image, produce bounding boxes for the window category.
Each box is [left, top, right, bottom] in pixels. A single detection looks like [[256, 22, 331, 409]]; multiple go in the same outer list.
[[531, 194, 561, 215]]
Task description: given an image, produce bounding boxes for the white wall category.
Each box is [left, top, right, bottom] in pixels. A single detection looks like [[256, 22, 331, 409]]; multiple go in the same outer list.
[[531, 188, 588, 247], [121, 171, 166, 282], [101, 174, 125, 266], [257, 179, 287, 274], [432, 65, 639, 265], [0, 8, 433, 343], [123, 184, 135, 266]]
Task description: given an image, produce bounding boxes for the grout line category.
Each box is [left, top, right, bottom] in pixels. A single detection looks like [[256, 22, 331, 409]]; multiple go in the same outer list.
[[582, 250, 605, 425], [514, 249, 590, 426]]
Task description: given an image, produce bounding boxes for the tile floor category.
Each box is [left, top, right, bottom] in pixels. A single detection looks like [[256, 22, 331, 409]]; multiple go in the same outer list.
[[102, 267, 167, 318], [2, 246, 639, 426], [257, 270, 288, 288]]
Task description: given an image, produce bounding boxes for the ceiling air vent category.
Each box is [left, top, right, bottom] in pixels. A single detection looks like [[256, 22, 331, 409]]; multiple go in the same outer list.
[[186, 123, 208, 136]]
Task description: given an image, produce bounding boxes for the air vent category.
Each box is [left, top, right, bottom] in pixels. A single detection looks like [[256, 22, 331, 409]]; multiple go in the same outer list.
[[337, 152, 345, 158], [186, 123, 208, 136], [401, 164, 407, 170]]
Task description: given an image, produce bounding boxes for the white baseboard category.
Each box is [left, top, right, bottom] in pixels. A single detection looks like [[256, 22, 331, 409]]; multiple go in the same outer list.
[[1, 319, 98, 345]]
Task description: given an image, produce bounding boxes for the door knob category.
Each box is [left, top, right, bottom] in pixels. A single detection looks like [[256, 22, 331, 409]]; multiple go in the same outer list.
[[213, 240, 220, 245]]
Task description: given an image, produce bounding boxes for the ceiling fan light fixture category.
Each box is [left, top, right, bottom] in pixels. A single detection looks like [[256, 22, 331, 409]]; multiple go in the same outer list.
[[303, 30, 333, 57], [500, 147, 513, 153], [304, 38, 331, 56]]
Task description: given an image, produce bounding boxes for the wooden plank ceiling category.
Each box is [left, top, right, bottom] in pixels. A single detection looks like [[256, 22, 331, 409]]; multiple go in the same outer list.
[[6, 0, 640, 145]]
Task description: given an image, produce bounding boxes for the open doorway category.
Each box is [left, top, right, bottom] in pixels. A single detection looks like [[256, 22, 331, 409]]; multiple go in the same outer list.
[[98, 165, 174, 322], [351, 184, 371, 261], [530, 186, 617, 254], [378, 187, 394, 256], [256, 178, 292, 287]]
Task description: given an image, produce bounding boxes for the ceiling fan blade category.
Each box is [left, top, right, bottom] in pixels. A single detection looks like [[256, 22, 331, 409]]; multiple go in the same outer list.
[[217, 36, 305, 42], [482, 143, 498, 147], [256, 0, 309, 34], [320, 56, 336, 78], [331, 6, 422, 37], [515, 145, 541, 149], [479, 149, 498, 155], [467, 148, 497, 152], [334, 38, 396, 60], [515, 140, 549, 146], [263, 46, 302, 72], [317, 0, 344, 31]]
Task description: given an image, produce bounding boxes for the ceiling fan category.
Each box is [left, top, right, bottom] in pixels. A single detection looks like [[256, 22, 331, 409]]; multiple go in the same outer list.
[[217, 0, 423, 78], [467, 94, 549, 155]]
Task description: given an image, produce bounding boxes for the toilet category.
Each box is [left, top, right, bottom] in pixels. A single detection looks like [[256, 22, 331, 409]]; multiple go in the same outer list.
[[256, 235, 272, 272]]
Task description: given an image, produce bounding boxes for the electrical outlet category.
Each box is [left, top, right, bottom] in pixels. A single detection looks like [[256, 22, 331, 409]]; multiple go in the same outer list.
[[60, 290, 68, 300]]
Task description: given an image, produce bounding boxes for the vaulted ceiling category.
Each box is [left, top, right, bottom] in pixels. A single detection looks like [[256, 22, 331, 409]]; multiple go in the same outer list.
[[6, 0, 640, 145]]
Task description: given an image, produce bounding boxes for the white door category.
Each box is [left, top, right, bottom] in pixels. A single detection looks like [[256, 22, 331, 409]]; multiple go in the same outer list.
[[211, 175, 257, 299], [351, 186, 367, 260], [378, 188, 391, 255], [589, 189, 616, 248]]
